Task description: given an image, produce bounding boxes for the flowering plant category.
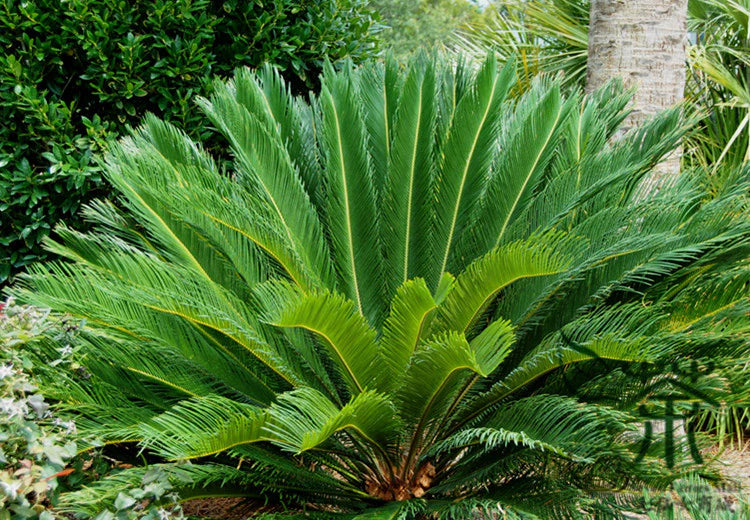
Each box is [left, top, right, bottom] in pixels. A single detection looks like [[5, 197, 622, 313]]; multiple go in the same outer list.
[[1, 300, 187, 519], [0, 300, 78, 519]]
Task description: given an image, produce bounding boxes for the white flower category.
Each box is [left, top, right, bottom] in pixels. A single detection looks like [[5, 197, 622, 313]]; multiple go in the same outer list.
[[0, 397, 29, 418], [0, 364, 13, 380], [0, 479, 22, 500], [157, 508, 172, 520], [61, 420, 77, 434], [58, 345, 73, 357], [27, 394, 49, 417]]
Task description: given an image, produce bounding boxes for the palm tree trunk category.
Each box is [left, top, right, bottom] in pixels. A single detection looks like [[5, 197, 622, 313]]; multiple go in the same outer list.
[[587, 0, 688, 190], [587, 0, 690, 454]]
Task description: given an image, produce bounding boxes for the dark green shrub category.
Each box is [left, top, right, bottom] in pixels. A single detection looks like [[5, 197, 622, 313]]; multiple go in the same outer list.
[[0, 0, 380, 283]]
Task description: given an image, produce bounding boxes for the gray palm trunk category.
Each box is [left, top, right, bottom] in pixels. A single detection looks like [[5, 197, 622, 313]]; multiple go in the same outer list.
[[588, 0, 690, 456], [587, 0, 689, 191]]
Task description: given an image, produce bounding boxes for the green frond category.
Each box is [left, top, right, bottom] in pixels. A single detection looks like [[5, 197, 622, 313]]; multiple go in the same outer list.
[[430, 426, 578, 461], [395, 325, 513, 436], [431, 54, 515, 286], [319, 63, 385, 324], [485, 395, 627, 460], [140, 394, 270, 460], [198, 71, 333, 288], [18, 256, 296, 395], [432, 396, 631, 478], [104, 123, 310, 292], [383, 56, 438, 292], [355, 55, 403, 195], [454, 329, 657, 429], [436, 231, 572, 335], [469, 318, 517, 373], [476, 80, 568, 250], [379, 278, 437, 392], [251, 279, 344, 401], [103, 125, 246, 290], [142, 388, 399, 462], [263, 387, 400, 454], [55, 377, 155, 449], [273, 290, 382, 394]]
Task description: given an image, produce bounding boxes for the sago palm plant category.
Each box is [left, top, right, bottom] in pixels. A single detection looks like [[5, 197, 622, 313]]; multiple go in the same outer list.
[[12, 54, 750, 519]]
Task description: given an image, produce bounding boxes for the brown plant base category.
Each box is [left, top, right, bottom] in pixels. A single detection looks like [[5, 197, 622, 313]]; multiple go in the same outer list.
[[365, 463, 437, 501]]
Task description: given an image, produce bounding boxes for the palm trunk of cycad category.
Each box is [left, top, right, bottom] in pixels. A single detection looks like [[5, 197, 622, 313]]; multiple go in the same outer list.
[[587, 0, 689, 193]]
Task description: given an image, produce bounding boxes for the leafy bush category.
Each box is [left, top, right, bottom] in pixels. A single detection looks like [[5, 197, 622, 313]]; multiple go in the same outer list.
[[0, 300, 185, 519], [453, 0, 750, 448], [13, 55, 750, 518], [372, 0, 486, 57], [0, 300, 79, 519], [0, 0, 380, 284]]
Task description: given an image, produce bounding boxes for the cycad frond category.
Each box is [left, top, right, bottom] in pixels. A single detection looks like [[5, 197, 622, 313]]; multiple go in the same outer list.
[[273, 290, 382, 395], [198, 72, 333, 288], [436, 231, 571, 334], [431, 55, 515, 286], [383, 56, 438, 291], [12, 53, 750, 519], [477, 81, 568, 250], [379, 279, 437, 391], [320, 64, 385, 324]]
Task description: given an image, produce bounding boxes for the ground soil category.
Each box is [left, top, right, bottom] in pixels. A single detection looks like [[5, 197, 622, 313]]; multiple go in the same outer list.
[[711, 443, 750, 492], [181, 497, 266, 519]]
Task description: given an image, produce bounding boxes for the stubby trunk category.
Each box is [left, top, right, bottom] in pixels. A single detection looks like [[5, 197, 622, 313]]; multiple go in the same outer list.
[[587, 0, 688, 190]]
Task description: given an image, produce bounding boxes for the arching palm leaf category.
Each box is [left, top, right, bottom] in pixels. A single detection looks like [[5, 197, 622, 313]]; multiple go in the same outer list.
[[12, 54, 750, 519]]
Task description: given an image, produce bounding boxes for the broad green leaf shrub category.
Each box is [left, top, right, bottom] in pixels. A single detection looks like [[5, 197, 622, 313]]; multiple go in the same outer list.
[[12, 55, 750, 519], [0, 0, 380, 284], [0, 301, 188, 519], [0, 300, 79, 519]]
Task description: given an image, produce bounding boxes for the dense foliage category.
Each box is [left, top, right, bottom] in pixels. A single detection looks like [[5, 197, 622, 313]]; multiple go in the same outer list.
[[0, 0, 380, 283], [688, 0, 750, 177], [13, 55, 750, 518], [0, 301, 78, 518], [453, 0, 589, 91], [455, 0, 750, 443], [372, 0, 485, 57]]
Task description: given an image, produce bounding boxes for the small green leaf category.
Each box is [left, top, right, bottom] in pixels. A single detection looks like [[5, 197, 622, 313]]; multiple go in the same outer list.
[[113, 492, 136, 511]]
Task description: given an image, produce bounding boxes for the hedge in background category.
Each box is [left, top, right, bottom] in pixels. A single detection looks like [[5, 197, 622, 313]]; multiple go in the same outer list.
[[0, 0, 380, 283], [372, 0, 484, 57]]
